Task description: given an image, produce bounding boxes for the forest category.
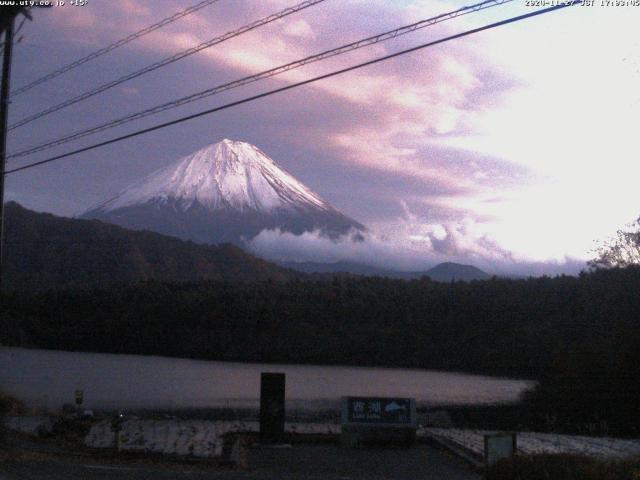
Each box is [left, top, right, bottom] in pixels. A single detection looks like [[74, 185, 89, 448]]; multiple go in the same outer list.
[[2, 265, 640, 435]]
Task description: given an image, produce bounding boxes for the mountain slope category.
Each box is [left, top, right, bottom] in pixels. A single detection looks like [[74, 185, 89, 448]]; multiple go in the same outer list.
[[3, 202, 295, 291], [81, 139, 364, 245], [424, 262, 491, 282]]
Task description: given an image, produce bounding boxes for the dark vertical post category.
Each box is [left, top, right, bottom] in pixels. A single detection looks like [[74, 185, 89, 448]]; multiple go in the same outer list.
[[259, 372, 285, 444], [0, 17, 14, 293]]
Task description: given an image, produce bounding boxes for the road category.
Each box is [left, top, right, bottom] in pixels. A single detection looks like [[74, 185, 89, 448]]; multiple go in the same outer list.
[[0, 444, 480, 480]]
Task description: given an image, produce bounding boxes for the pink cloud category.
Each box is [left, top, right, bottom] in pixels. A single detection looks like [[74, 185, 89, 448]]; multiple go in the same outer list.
[[49, 2, 97, 29], [31, 0, 525, 257], [118, 0, 152, 17], [283, 19, 316, 39]]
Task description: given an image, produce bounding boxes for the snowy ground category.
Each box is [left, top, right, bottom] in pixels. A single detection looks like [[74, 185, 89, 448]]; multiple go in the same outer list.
[[426, 428, 640, 460], [8, 415, 640, 461], [84, 419, 640, 460], [84, 419, 340, 458]]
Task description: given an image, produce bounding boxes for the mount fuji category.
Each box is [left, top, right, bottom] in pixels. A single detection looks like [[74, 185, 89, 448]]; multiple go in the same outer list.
[[81, 139, 365, 245]]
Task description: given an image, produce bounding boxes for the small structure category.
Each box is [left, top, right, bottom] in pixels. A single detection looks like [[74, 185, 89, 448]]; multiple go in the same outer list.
[[484, 432, 517, 466], [259, 372, 286, 444], [341, 396, 417, 447]]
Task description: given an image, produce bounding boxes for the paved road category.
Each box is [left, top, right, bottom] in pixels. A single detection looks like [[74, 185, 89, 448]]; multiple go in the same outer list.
[[0, 444, 480, 480]]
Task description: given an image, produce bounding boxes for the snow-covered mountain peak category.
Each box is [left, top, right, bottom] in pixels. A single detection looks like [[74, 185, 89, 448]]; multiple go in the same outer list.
[[92, 139, 330, 213]]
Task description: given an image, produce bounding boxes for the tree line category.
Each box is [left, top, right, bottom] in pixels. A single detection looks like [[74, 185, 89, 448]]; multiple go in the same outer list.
[[2, 266, 640, 434]]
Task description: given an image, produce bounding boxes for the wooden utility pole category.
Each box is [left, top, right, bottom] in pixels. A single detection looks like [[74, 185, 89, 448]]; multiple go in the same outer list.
[[0, 12, 16, 293], [0, 6, 48, 292]]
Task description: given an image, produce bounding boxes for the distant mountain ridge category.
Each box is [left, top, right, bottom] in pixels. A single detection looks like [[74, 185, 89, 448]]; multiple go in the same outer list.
[[282, 260, 491, 281], [3, 202, 295, 291], [3, 203, 490, 290], [81, 139, 364, 245]]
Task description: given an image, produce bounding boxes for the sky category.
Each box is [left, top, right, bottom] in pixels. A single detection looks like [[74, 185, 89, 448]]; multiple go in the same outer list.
[[4, 0, 640, 275]]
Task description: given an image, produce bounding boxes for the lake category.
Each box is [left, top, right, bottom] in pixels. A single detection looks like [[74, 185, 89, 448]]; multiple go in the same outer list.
[[0, 346, 533, 411]]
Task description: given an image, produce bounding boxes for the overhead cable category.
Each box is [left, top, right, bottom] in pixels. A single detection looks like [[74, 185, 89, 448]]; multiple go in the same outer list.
[[5, 2, 581, 175], [11, 0, 223, 96], [8, 0, 327, 130], [8, 0, 511, 159]]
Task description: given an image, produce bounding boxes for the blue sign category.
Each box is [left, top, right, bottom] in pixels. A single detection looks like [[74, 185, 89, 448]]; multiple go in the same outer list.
[[343, 397, 415, 425]]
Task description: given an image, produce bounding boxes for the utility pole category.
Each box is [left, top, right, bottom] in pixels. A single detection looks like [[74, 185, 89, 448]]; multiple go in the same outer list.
[[0, 5, 51, 292], [0, 6, 40, 292], [0, 13, 15, 293]]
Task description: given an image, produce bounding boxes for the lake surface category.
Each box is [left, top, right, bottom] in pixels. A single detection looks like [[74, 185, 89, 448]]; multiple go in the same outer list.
[[0, 347, 533, 411]]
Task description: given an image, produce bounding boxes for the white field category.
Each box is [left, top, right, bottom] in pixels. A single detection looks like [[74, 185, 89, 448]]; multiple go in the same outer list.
[[82, 421, 640, 460], [426, 428, 640, 460], [85, 419, 339, 458], [0, 347, 532, 411]]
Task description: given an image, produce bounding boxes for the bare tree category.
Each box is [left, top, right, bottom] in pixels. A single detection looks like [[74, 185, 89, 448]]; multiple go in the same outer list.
[[589, 216, 640, 269]]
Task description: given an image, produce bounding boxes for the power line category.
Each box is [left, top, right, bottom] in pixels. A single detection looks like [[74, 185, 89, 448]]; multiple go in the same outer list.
[[7, 0, 513, 160], [5, 2, 581, 176], [8, 0, 327, 131], [10, 0, 223, 97]]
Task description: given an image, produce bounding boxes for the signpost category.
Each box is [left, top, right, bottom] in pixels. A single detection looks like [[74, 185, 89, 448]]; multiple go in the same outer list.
[[75, 389, 84, 407], [74, 389, 84, 415], [111, 412, 125, 453], [341, 396, 417, 447]]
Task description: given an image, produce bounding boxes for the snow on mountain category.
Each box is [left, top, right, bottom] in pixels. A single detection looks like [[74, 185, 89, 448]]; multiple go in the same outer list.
[[98, 139, 329, 213], [82, 139, 364, 245]]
